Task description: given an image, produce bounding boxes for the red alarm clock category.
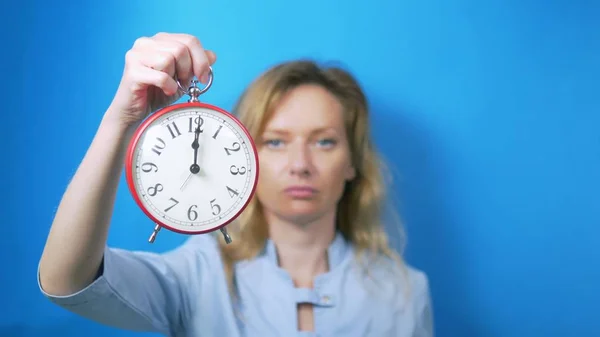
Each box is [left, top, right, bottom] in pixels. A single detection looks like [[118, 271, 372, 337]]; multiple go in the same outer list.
[[125, 67, 259, 244]]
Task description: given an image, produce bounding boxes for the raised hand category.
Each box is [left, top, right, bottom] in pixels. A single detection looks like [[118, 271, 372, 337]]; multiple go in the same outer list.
[[104, 32, 217, 128]]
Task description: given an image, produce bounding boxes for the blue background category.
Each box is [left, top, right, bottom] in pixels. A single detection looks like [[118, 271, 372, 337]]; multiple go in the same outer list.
[[3, 0, 599, 336]]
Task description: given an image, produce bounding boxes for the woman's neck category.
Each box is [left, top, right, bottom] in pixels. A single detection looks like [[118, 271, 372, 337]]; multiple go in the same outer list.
[[266, 211, 337, 287]]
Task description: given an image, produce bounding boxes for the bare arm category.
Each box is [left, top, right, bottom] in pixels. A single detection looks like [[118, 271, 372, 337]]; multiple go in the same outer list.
[[38, 113, 133, 295], [38, 32, 216, 297]]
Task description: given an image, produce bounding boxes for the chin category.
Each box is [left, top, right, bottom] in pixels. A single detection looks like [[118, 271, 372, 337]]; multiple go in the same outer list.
[[275, 203, 332, 226]]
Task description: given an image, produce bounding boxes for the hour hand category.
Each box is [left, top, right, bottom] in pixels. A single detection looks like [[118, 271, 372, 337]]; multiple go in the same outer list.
[[190, 126, 201, 174]]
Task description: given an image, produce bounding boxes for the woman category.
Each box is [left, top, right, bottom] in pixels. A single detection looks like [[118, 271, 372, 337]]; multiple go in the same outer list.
[[38, 32, 433, 337]]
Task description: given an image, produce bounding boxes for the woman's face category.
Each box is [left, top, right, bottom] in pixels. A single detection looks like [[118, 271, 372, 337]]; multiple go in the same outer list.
[[255, 84, 356, 226]]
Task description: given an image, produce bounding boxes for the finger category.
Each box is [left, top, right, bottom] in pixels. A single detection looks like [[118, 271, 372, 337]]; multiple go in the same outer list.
[[192, 50, 217, 84], [165, 33, 211, 84], [151, 35, 195, 88], [128, 64, 178, 96], [205, 50, 217, 65], [132, 37, 180, 79], [201, 50, 217, 82], [138, 50, 177, 79]]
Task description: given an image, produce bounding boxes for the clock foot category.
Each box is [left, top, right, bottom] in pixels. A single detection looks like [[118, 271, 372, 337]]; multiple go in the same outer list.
[[220, 227, 232, 244], [148, 224, 161, 243]]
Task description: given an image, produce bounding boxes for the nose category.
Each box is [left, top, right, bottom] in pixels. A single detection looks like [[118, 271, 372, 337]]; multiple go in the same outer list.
[[288, 143, 314, 177]]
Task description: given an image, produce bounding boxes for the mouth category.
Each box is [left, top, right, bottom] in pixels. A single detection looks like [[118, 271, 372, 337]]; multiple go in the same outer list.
[[283, 186, 318, 198]]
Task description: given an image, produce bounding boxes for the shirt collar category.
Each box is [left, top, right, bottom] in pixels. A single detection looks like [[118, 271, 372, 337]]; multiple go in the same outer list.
[[263, 231, 350, 270]]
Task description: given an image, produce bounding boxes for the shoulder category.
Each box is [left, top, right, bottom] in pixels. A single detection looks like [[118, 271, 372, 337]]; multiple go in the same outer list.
[[403, 264, 431, 298], [116, 232, 223, 265], [345, 252, 434, 334], [179, 231, 221, 252], [400, 264, 434, 335], [105, 233, 227, 286], [350, 252, 431, 309], [166, 232, 225, 269]]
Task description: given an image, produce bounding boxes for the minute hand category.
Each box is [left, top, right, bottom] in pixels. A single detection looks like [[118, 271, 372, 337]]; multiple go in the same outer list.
[[190, 126, 201, 174]]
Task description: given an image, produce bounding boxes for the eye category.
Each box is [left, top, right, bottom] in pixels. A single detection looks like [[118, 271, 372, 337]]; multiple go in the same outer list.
[[263, 139, 284, 148], [317, 138, 337, 148]]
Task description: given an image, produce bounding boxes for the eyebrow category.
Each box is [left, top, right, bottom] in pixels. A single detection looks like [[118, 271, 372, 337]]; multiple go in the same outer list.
[[262, 127, 340, 135]]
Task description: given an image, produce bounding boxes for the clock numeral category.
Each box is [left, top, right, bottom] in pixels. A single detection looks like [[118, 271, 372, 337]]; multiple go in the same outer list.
[[147, 183, 163, 196], [210, 198, 221, 215], [189, 116, 204, 133], [224, 142, 241, 156], [230, 165, 247, 175], [152, 137, 166, 156], [141, 162, 158, 173], [227, 186, 239, 198], [166, 121, 182, 139], [188, 205, 198, 221], [212, 125, 223, 139], [164, 197, 179, 212]]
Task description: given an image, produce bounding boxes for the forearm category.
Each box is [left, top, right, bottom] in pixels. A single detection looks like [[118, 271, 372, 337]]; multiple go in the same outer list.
[[39, 112, 135, 296]]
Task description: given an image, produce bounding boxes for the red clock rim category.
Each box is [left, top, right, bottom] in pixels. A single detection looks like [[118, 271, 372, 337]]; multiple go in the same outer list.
[[124, 101, 260, 235]]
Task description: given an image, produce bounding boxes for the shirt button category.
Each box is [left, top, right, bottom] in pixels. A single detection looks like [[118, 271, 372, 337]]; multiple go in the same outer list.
[[321, 295, 331, 304]]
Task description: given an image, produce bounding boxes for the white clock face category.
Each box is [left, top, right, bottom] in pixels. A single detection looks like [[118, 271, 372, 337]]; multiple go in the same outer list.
[[127, 104, 259, 234]]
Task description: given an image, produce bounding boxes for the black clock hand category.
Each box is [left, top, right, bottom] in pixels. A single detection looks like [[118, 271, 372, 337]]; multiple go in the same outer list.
[[190, 126, 201, 174]]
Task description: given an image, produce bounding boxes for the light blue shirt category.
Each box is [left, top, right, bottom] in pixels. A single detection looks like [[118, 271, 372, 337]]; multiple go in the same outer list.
[[38, 232, 434, 336]]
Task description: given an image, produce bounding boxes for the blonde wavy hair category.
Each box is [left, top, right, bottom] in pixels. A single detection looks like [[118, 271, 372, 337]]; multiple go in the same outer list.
[[217, 60, 406, 295]]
